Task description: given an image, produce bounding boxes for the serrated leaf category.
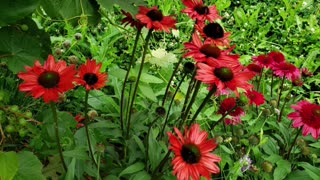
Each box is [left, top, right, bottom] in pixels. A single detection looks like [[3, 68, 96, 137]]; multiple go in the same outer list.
[[0, 151, 19, 180], [119, 162, 144, 177], [13, 151, 45, 180], [0, 0, 40, 26]]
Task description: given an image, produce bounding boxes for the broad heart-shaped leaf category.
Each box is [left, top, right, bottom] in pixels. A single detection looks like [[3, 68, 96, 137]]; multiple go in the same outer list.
[[96, 0, 146, 15], [41, 0, 100, 26], [0, 151, 19, 180], [0, 0, 40, 26], [0, 26, 50, 74], [13, 151, 45, 180]]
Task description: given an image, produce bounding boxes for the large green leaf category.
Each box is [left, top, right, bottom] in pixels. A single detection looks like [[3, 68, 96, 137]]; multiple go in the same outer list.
[[88, 90, 119, 113], [297, 162, 320, 180], [96, 0, 146, 15], [0, 151, 19, 180], [41, 0, 100, 26], [0, 25, 50, 73], [0, 0, 40, 26], [119, 162, 144, 177], [13, 151, 45, 180]]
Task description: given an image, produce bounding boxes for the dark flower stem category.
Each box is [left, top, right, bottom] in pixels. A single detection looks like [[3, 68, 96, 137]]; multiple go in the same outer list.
[[126, 29, 153, 138], [210, 106, 237, 131], [271, 74, 274, 97], [189, 86, 217, 125], [84, 90, 98, 168], [286, 128, 302, 160], [120, 29, 142, 133], [276, 75, 286, 109], [50, 102, 67, 172], [159, 73, 187, 139], [181, 80, 201, 121], [256, 68, 264, 91], [180, 69, 197, 121]]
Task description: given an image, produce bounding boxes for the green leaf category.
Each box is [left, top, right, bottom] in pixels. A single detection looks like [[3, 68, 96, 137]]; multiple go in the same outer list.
[[0, 26, 48, 73], [138, 83, 157, 102], [273, 160, 291, 180], [0, 0, 40, 26], [0, 151, 19, 180], [297, 162, 320, 180], [130, 171, 151, 180], [88, 90, 119, 113], [286, 170, 311, 180], [215, 0, 231, 11], [133, 135, 146, 157], [140, 73, 164, 84], [96, 0, 146, 15], [13, 151, 45, 180], [119, 162, 145, 177], [65, 158, 76, 180], [309, 142, 320, 148], [41, 0, 100, 26], [63, 147, 89, 160]]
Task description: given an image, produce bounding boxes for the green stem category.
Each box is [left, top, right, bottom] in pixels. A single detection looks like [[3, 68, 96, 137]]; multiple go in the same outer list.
[[180, 69, 197, 122], [181, 80, 201, 121], [256, 67, 264, 91], [50, 102, 67, 172], [286, 128, 302, 160], [271, 74, 274, 97], [126, 29, 153, 138], [276, 75, 286, 109], [84, 90, 98, 168], [189, 86, 217, 125], [159, 74, 187, 139], [120, 29, 142, 133]]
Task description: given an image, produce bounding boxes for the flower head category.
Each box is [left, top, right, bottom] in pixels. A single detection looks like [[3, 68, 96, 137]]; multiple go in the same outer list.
[[268, 51, 285, 64], [239, 155, 252, 172], [196, 22, 231, 47], [196, 63, 254, 96], [245, 90, 265, 106], [181, 0, 221, 23], [218, 97, 244, 125], [167, 124, 221, 180], [18, 55, 76, 103], [301, 67, 313, 77], [288, 101, 320, 139], [272, 62, 300, 80], [121, 10, 144, 30], [136, 6, 176, 32], [252, 54, 273, 68], [245, 63, 263, 75], [75, 59, 108, 91], [75, 114, 85, 128]]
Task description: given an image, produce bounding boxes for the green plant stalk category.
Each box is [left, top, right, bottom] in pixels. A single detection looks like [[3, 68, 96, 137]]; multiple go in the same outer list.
[[189, 86, 217, 125], [126, 29, 153, 138], [50, 102, 67, 172], [271, 74, 274, 97], [84, 90, 98, 168], [120, 29, 142, 133], [210, 106, 237, 131], [256, 67, 264, 91], [286, 128, 302, 160], [181, 80, 201, 121], [276, 75, 286, 109], [159, 73, 187, 139]]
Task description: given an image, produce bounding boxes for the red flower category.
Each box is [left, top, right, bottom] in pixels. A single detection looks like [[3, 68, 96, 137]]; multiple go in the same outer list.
[[196, 22, 231, 47], [183, 33, 240, 68], [272, 62, 300, 80], [252, 54, 273, 68], [288, 101, 320, 139], [218, 97, 244, 125], [75, 59, 108, 91], [18, 55, 76, 103], [245, 63, 263, 75], [292, 76, 303, 87], [121, 10, 144, 30], [181, 0, 221, 23], [167, 124, 221, 180], [196, 63, 255, 96], [268, 51, 285, 64], [136, 6, 176, 32], [245, 90, 265, 106], [75, 114, 85, 128], [301, 67, 313, 77]]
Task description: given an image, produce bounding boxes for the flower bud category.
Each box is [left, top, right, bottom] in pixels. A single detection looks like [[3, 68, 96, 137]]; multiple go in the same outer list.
[[88, 110, 98, 119], [248, 135, 260, 145], [155, 106, 166, 117], [262, 161, 273, 173]]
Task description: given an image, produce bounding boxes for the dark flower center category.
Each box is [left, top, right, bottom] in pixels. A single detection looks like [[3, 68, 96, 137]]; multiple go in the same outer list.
[[203, 23, 224, 39], [214, 67, 234, 82], [312, 109, 320, 117], [181, 144, 201, 164], [146, 9, 163, 21], [183, 62, 195, 74], [200, 44, 221, 58], [38, 71, 60, 88], [84, 73, 98, 85], [194, 5, 209, 15]]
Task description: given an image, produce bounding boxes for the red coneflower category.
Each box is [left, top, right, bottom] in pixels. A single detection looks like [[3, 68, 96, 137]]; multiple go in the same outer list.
[[301, 67, 313, 77], [218, 97, 244, 125], [272, 62, 300, 81], [167, 124, 221, 180], [75, 59, 108, 91], [196, 22, 231, 47], [292, 76, 303, 87], [288, 101, 320, 139], [136, 6, 176, 33], [245, 63, 263, 75], [252, 54, 273, 68], [75, 114, 85, 128], [268, 51, 285, 64], [196, 63, 255, 96], [18, 55, 76, 103], [181, 0, 221, 23], [121, 10, 144, 30], [183, 33, 240, 68], [245, 90, 265, 106]]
